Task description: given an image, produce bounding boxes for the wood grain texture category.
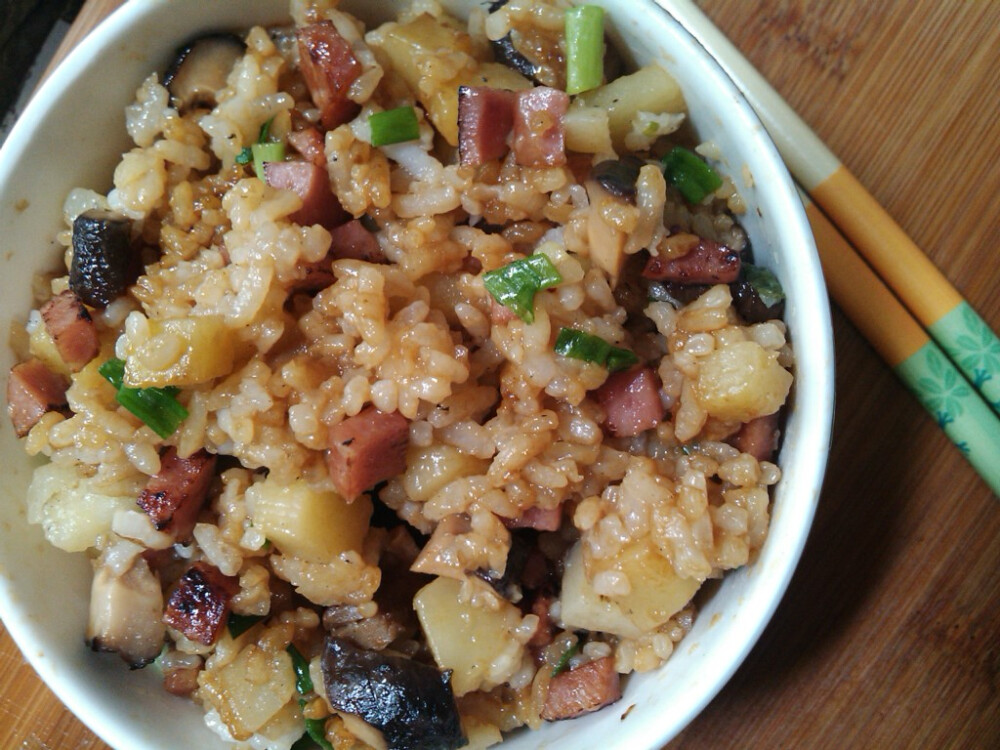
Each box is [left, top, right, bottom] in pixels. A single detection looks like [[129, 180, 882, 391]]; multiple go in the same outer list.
[[0, 0, 997, 748]]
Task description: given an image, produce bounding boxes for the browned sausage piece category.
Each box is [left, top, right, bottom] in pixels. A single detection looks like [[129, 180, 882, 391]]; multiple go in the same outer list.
[[287, 126, 327, 167], [728, 411, 781, 461], [325, 406, 409, 501], [137, 447, 216, 541], [263, 160, 347, 229], [40, 290, 100, 372], [297, 21, 362, 130], [593, 366, 665, 437], [457, 86, 517, 166], [162, 561, 238, 646], [501, 505, 563, 532], [642, 237, 741, 285], [513, 86, 569, 167], [6, 358, 69, 437], [329, 219, 384, 263], [541, 656, 622, 721]]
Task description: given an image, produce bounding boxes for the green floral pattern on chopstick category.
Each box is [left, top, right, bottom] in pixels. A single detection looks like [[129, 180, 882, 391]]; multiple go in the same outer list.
[[916, 347, 972, 436], [896, 341, 1000, 494], [930, 302, 1000, 414]]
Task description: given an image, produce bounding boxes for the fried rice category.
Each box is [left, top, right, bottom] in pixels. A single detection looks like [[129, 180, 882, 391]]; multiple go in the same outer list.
[[6, 0, 794, 747]]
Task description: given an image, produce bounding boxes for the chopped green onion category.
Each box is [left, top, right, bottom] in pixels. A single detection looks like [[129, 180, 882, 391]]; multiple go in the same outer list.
[[98, 358, 189, 439], [287, 644, 314, 695], [253, 141, 286, 178], [565, 5, 605, 95], [258, 116, 275, 143], [235, 147, 253, 165], [523, 253, 563, 287], [606, 347, 639, 372], [302, 716, 334, 750], [551, 641, 580, 677], [554, 328, 638, 372], [369, 106, 421, 147], [483, 254, 564, 323], [743, 263, 785, 308], [226, 613, 265, 638], [661, 146, 723, 204]]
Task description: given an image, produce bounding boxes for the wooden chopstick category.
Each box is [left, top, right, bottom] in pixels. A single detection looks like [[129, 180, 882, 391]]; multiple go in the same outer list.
[[38, 0, 126, 84], [657, 0, 1000, 420], [801, 187, 1000, 494]]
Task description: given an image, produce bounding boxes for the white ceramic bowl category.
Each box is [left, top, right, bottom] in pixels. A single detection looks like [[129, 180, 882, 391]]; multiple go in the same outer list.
[[0, 1, 834, 747]]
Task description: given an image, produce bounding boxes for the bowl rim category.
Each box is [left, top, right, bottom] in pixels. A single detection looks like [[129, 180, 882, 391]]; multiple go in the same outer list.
[[0, 0, 834, 748]]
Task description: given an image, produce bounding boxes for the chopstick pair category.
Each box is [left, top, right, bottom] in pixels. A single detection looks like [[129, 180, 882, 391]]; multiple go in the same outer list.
[[655, 0, 1000, 494]]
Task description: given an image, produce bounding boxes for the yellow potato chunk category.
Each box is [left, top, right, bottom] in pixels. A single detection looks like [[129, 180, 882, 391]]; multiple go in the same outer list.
[[559, 541, 702, 638], [199, 641, 295, 741], [401, 444, 489, 502], [28, 319, 71, 376], [414, 577, 525, 695], [564, 105, 614, 155], [574, 65, 686, 151], [123, 315, 234, 388], [26, 462, 140, 553], [695, 340, 792, 422], [246, 477, 371, 564], [611, 542, 702, 631]]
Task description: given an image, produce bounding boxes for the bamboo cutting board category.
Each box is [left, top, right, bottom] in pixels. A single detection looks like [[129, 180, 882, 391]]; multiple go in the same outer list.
[[1, 0, 998, 748]]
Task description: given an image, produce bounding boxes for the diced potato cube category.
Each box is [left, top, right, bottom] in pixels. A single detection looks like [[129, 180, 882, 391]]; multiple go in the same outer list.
[[609, 542, 702, 632], [199, 641, 295, 741], [28, 318, 71, 376], [574, 65, 686, 151], [559, 541, 701, 638], [564, 105, 614, 155], [414, 577, 526, 696], [26, 462, 140, 552], [559, 542, 641, 639], [402, 444, 489, 502], [246, 477, 371, 564], [123, 315, 234, 388], [695, 340, 793, 422]]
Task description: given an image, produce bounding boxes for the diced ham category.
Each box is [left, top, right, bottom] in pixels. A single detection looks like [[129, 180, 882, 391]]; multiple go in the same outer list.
[[289, 219, 384, 295], [541, 656, 622, 721], [728, 412, 782, 461], [264, 160, 347, 229], [502, 505, 563, 532], [6, 358, 68, 437], [137, 447, 216, 541], [325, 406, 409, 501], [297, 21, 363, 130], [40, 290, 99, 372], [513, 86, 569, 167], [593, 367, 665, 437], [287, 126, 327, 167], [528, 595, 555, 649], [289, 260, 336, 296], [642, 237, 741, 285], [457, 86, 517, 166], [163, 665, 201, 697], [490, 297, 516, 326], [329, 218, 384, 262], [162, 562, 238, 645]]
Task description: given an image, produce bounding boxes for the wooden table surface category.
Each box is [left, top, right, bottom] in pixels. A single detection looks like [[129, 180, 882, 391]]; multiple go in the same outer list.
[[2, 0, 998, 748]]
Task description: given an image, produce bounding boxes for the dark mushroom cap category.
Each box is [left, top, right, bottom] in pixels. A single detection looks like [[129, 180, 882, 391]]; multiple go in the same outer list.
[[322, 636, 467, 750], [163, 33, 245, 113]]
